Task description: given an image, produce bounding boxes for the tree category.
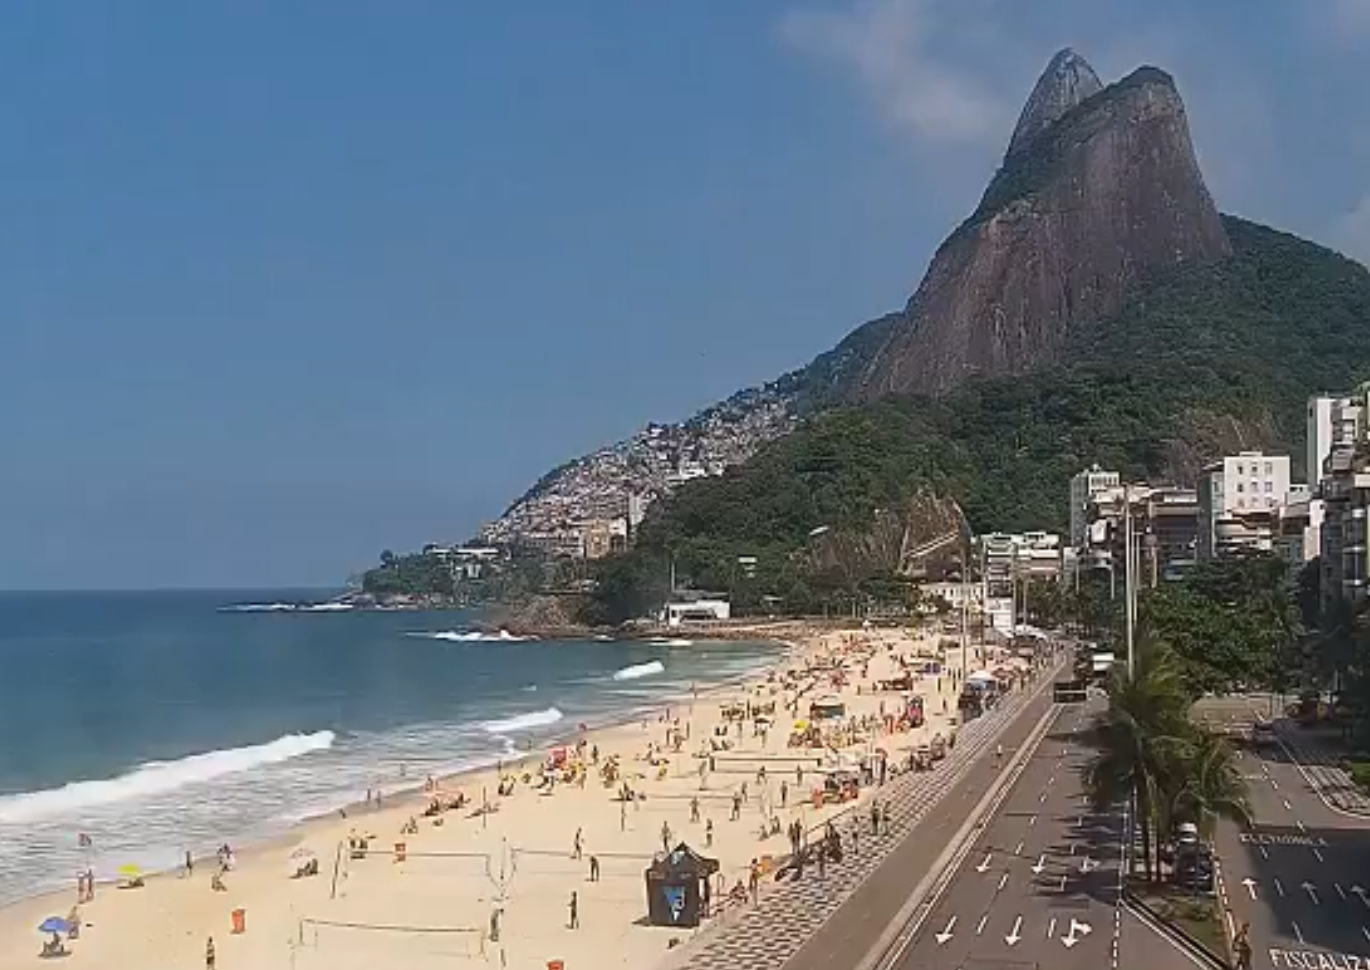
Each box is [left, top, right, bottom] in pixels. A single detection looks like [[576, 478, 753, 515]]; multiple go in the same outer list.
[[1082, 637, 1191, 881], [1165, 729, 1251, 839]]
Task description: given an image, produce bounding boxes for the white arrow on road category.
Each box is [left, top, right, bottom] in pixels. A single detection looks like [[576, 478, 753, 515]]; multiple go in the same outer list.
[[1061, 918, 1093, 948], [1303, 882, 1321, 906], [1241, 878, 1259, 900], [1005, 915, 1023, 947], [1081, 856, 1100, 873], [1031, 854, 1047, 875], [935, 916, 957, 945], [975, 852, 992, 873], [1353, 885, 1370, 910]]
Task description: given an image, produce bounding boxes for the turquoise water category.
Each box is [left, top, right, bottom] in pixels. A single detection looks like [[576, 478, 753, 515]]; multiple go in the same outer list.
[[0, 590, 778, 905]]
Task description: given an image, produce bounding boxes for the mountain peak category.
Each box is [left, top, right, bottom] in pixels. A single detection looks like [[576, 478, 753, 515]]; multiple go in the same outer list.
[[1006, 47, 1102, 158]]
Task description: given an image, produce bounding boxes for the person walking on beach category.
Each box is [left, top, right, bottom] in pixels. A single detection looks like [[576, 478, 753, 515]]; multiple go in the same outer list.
[[780, 780, 788, 807], [690, 796, 700, 823], [730, 793, 741, 821], [661, 820, 673, 852], [568, 891, 579, 930], [589, 855, 600, 882], [870, 801, 880, 835], [205, 936, 216, 970], [620, 799, 627, 832], [748, 859, 760, 905], [705, 819, 714, 849], [572, 828, 583, 860]]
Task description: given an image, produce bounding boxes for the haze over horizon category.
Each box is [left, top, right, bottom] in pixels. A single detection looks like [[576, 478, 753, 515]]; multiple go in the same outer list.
[[3, 0, 1369, 590]]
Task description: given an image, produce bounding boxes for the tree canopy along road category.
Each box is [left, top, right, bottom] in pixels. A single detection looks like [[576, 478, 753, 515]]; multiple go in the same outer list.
[[1199, 696, 1370, 970]]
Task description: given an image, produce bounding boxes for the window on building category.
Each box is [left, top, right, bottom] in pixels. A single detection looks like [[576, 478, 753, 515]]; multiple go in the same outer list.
[[1265, 481, 1272, 493], [1265, 462, 1273, 474], [1236, 464, 1244, 475], [1237, 498, 1245, 509], [1236, 482, 1244, 493]]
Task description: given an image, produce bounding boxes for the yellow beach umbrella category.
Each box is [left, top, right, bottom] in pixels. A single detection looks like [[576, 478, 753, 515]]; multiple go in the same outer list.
[[117, 864, 141, 878]]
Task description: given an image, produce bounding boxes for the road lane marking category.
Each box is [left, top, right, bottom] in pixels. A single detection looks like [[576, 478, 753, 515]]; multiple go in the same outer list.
[[997, 871, 1009, 892], [1047, 916, 1057, 939], [1354, 885, 1370, 909], [1039, 791, 1048, 802], [1014, 840, 1024, 856], [1271, 778, 1280, 790], [1261, 846, 1270, 859], [1337, 883, 1347, 900], [1303, 881, 1321, 905], [1276, 877, 1286, 897], [1298, 820, 1308, 833], [975, 913, 988, 936], [1031, 853, 1047, 874], [934, 916, 956, 944], [1061, 918, 1092, 948], [975, 852, 992, 873], [1059, 873, 1068, 892], [1314, 848, 1325, 863], [1284, 798, 1294, 811], [1029, 814, 1037, 826], [1292, 921, 1305, 944], [1005, 915, 1023, 946], [1242, 877, 1259, 899]]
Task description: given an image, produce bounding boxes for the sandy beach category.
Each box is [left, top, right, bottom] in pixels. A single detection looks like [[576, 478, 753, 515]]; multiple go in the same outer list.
[[0, 620, 1021, 970]]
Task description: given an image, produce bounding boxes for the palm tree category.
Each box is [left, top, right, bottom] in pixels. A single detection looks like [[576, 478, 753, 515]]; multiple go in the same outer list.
[[1168, 728, 1251, 838], [1082, 636, 1190, 882]]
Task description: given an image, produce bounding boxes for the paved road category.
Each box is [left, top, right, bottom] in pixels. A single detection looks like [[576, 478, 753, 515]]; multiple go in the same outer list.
[[1199, 697, 1370, 970], [886, 698, 1130, 970], [670, 659, 1068, 970]]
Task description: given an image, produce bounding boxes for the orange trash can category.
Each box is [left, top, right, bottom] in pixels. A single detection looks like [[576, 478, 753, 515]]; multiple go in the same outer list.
[[231, 908, 246, 934], [547, 962, 564, 970], [394, 842, 407, 863]]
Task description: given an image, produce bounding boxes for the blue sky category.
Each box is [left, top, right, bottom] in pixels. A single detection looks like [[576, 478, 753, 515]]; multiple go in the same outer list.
[[1, 0, 1367, 589]]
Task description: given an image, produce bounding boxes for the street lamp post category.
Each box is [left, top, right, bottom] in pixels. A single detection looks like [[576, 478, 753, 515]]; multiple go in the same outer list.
[[1123, 486, 1137, 680]]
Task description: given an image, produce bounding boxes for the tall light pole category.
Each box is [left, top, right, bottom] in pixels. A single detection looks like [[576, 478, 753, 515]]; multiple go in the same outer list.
[[1123, 485, 1136, 680]]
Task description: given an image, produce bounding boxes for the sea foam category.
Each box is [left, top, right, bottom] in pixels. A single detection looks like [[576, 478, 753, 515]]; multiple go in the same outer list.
[[0, 731, 335, 825], [412, 629, 535, 643]]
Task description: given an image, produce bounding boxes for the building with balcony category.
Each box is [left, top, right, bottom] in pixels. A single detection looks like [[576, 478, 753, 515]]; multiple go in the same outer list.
[[1197, 451, 1291, 560], [1069, 465, 1120, 547]]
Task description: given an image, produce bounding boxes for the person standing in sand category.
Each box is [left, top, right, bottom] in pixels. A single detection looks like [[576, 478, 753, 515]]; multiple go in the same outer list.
[[572, 828, 583, 860], [205, 936, 216, 970], [568, 891, 579, 929], [589, 855, 600, 882], [690, 796, 700, 822]]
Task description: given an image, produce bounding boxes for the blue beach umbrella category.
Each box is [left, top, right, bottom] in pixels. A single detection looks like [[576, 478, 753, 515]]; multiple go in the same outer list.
[[38, 916, 70, 934]]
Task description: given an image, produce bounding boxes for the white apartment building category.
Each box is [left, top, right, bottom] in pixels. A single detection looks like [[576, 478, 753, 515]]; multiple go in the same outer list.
[[1197, 451, 1292, 560], [1308, 392, 1365, 486], [1069, 465, 1120, 547]]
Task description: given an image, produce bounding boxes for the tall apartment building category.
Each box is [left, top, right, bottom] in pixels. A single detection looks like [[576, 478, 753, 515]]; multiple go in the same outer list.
[[1080, 484, 1199, 586], [1320, 448, 1370, 609], [1197, 451, 1291, 560], [1069, 465, 1120, 548], [1308, 393, 1364, 485]]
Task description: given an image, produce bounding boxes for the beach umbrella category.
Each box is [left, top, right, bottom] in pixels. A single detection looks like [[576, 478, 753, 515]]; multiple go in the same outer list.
[[118, 864, 141, 877], [966, 670, 996, 683], [38, 917, 70, 935]]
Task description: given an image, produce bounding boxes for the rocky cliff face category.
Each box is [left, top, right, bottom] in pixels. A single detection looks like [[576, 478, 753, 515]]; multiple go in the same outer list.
[[855, 54, 1231, 400], [1005, 48, 1101, 157]]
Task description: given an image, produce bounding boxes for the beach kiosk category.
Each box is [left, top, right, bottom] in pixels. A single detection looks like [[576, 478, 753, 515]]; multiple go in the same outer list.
[[644, 843, 719, 928], [808, 696, 846, 721]]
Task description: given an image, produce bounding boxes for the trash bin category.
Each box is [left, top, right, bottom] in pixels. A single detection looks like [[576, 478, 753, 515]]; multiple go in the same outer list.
[[394, 842, 407, 863], [547, 961, 564, 970], [231, 908, 246, 934]]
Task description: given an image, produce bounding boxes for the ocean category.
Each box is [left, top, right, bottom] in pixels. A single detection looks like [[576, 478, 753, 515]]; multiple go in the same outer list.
[[0, 590, 780, 907]]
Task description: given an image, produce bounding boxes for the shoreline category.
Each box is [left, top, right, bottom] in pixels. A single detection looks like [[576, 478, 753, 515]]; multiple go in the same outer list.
[[0, 620, 988, 969], [0, 634, 799, 913]]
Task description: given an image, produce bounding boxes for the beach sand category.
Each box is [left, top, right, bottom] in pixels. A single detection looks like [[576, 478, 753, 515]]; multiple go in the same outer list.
[[0, 621, 1009, 970]]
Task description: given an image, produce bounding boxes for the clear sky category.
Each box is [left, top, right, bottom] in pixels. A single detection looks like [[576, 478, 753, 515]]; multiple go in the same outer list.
[[2, 0, 1367, 590]]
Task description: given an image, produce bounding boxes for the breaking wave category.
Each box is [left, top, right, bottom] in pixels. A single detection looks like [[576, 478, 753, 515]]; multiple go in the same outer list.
[[0, 731, 336, 825], [480, 708, 563, 734], [411, 629, 536, 643], [612, 660, 666, 682]]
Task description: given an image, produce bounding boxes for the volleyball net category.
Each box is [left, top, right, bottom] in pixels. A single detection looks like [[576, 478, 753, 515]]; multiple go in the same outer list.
[[295, 917, 487, 966]]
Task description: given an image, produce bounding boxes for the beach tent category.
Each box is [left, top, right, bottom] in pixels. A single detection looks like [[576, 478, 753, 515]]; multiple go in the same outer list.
[[644, 843, 719, 928], [966, 670, 997, 684]]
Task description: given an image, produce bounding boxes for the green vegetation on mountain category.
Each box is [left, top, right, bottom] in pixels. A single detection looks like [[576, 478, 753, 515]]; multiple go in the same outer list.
[[582, 218, 1370, 623]]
